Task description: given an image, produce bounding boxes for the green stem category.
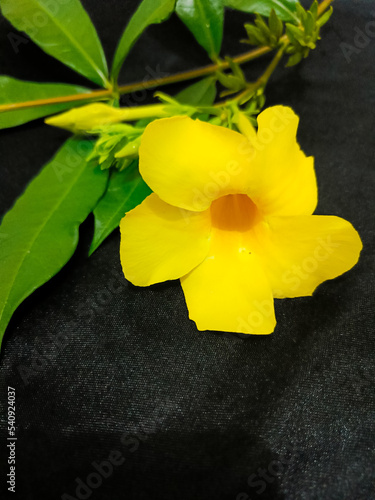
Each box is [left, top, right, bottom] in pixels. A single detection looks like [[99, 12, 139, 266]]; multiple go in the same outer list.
[[255, 42, 286, 87], [116, 103, 168, 121], [0, 46, 270, 114], [218, 42, 287, 108]]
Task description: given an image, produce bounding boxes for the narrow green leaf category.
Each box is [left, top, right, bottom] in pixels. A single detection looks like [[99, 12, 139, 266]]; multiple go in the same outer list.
[[225, 0, 299, 22], [286, 51, 303, 66], [296, 3, 307, 23], [309, 0, 318, 21], [243, 24, 261, 45], [304, 11, 315, 37], [286, 22, 304, 43], [0, 138, 109, 346], [245, 23, 268, 45], [316, 7, 333, 28], [254, 14, 271, 38], [111, 0, 175, 82], [0, 76, 92, 129], [269, 9, 283, 39], [89, 161, 151, 255], [175, 77, 217, 105], [0, 0, 109, 87], [176, 0, 224, 59]]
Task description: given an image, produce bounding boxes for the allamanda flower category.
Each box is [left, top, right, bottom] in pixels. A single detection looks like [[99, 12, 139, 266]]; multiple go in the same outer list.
[[120, 106, 362, 334]]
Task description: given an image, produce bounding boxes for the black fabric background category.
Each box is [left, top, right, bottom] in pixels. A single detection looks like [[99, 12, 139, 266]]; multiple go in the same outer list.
[[0, 1, 374, 499]]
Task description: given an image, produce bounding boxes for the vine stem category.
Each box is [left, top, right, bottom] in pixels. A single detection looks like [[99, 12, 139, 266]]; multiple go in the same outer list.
[[0, 46, 270, 114], [254, 42, 287, 87], [0, 0, 334, 115], [214, 41, 287, 109]]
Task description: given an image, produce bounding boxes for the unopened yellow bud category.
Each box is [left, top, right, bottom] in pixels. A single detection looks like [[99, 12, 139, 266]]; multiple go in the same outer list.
[[45, 103, 169, 133]]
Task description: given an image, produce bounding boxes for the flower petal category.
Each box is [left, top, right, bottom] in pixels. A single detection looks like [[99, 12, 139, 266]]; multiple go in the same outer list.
[[139, 116, 252, 211], [250, 106, 317, 216], [180, 221, 276, 334], [253, 215, 363, 298], [120, 193, 211, 286]]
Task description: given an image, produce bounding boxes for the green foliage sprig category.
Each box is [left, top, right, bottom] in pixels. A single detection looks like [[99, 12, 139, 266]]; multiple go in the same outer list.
[[0, 0, 334, 347], [242, 0, 333, 65]]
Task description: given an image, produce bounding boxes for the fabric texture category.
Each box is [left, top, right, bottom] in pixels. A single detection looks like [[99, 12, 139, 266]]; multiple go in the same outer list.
[[0, 1, 374, 499]]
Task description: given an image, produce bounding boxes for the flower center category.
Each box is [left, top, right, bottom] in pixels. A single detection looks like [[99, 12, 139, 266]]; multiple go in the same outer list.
[[210, 194, 259, 232]]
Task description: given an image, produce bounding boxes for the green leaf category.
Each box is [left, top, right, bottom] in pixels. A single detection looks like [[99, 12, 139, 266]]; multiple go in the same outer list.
[[316, 7, 333, 28], [286, 50, 303, 66], [89, 161, 151, 255], [176, 0, 224, 59], [0, 0, 109, 87], [175, 77, 217, 105], [225, 0, 299, 22], [309, 0, 318, 21], [304, 11, 315, 37], [296, 3, 307, 23], [0, 76, 92, 129], [269, 9, 283, 39], [0, 138, 109, 346], [111, 0, 175, 82], [244, 23, 268, 45], [286, 22, 304, 43], [254, 14, 271, 38]]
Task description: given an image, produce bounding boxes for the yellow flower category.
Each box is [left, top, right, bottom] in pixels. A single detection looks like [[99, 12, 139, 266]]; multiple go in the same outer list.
[[119, 106, 362, 334]]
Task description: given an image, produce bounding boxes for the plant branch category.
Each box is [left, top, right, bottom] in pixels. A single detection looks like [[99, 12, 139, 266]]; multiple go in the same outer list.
[[256, 42, 286, 87], [0, 0, 334, 115], [0, 89, 114, 114], [0, 46, 270, 114], [216, 42, 287, 108]]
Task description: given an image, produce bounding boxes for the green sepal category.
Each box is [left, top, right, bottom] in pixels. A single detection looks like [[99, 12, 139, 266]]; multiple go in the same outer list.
[[286, 51, 303, 67], [295, 3, 307, 23], [269, 9, 283, 39], [254, 14, 271, 38], [285, 23, 305, 44], [309, 0, 318, 22], [317, 7, 333, 28], [304, 11, 315, 37], [245, 23, 269, 45]]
